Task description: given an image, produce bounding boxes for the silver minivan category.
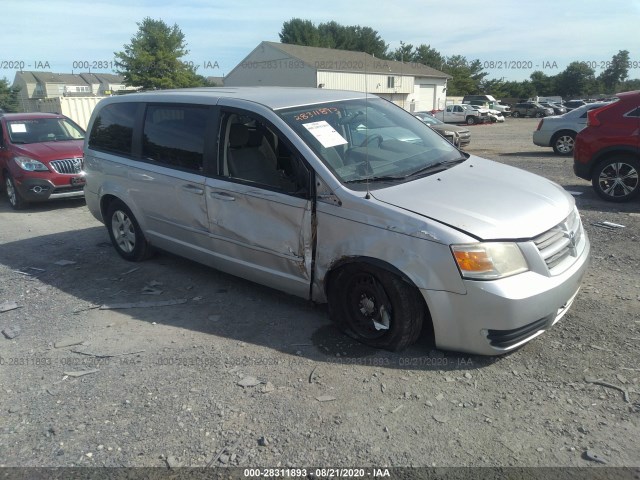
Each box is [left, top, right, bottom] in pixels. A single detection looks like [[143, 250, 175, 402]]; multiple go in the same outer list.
[[83, 87, 590, 355]]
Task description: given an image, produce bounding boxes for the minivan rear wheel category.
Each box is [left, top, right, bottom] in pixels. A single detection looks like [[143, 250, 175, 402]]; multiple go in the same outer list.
[[592, 155, 640, 202], [327, 264, 424, 351], [106, 200, 152, 261]]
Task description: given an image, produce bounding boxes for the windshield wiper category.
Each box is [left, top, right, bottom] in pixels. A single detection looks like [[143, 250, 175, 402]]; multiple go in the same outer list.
[[407, 156, 467, 177], [344, 175, 407, 184]]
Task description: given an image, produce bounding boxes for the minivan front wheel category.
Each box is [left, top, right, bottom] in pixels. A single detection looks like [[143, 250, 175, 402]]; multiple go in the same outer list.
[[106, 200, 152, 261], [327, 264, 424, 351], [592, 155, 640, 202]]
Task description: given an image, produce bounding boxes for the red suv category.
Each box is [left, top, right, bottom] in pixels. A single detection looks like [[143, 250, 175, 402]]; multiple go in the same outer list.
[[0, 112, 86, 209], [573, 90, 640, 202]]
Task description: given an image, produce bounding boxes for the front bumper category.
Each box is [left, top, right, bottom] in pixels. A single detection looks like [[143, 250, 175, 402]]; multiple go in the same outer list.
[[421, 232, 590, 356], [14, 175, 85, 202]]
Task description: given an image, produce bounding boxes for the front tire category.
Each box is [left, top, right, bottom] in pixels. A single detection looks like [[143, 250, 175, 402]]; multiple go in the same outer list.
[[466, 116, 476, 125], [106, 200, 152, 261], [5, 173, 27, 210], [512, 111, 521, 118], [552, 132, 576, 155], [327, 264, 425, 351], [592, 155, 640, 202]]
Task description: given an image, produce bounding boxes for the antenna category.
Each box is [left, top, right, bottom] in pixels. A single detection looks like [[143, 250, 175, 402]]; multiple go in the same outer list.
[[364, 52, 371, 200]]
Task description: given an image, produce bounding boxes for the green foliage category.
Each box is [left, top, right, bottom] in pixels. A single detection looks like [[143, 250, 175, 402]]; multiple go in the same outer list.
[[114, 17, 207, 89], [598, 50, 630, 93], [278, 20, 639, 99], [441, 55, 488, 96], [279, 18, 387, 58], [555, 62, 597, 98], [0, 78, 20, 112]]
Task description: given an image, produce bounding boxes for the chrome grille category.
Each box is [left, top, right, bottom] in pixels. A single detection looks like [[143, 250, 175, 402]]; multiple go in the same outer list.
[[533, 210, 583, 273], [50, 158, 83, 174]]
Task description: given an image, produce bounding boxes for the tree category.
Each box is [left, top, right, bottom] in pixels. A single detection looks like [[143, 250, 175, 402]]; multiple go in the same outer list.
[[555, 62, 597, 98], [0, 78, 20, 112], [279, 18, 322, 47], [442, 55, 488, 96], [114, 17, 205, 89], [598, 50, 630, 93], [389, 43, 446, 70], [529, 71, 556, 96], [279, 19, 387, 58]]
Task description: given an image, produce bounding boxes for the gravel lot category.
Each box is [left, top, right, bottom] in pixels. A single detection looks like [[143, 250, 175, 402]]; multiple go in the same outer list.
[[0, 118, 639, 472]]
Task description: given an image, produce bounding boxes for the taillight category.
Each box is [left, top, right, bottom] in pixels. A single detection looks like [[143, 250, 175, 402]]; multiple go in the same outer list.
[[536, 119, 543, 131]]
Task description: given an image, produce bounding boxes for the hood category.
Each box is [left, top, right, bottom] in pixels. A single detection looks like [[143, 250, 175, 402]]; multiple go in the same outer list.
[[371, 156, 574, 240], [12, 140, 84, 162]]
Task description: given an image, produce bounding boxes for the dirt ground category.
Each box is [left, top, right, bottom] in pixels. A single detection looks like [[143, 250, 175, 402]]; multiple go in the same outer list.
[[0, 118, 639, 473]]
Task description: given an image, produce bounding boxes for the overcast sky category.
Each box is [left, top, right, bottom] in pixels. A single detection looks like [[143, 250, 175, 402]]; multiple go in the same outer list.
[[2, 0, 639, 84]]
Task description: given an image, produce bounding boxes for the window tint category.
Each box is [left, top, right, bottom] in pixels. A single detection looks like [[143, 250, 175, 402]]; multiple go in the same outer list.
[[142, 105, 207, 171], [625, 106, 640, 118], [89, 102, 137, 155]]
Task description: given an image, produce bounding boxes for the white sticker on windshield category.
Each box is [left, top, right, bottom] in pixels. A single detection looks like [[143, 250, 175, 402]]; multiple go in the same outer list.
[[9, 123, 27, 133], [302, 121, 347, 148]]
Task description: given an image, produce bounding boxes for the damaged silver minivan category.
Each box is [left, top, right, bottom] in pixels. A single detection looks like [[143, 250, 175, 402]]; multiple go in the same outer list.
[[83, 87, 590, 355]]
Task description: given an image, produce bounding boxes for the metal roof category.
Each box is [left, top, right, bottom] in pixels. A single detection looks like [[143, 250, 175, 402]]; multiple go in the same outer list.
[[101, 86, 374, 110]]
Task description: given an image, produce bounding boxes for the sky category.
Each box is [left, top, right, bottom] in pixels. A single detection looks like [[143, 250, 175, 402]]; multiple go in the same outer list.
[[2, 0, 639, 85]]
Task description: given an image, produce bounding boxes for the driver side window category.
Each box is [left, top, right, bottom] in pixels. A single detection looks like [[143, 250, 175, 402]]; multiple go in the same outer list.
[[219, 111, 310, 196]]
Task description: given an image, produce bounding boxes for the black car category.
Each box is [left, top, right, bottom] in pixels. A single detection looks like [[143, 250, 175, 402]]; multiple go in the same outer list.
[[414, 112, 471, 147], [539, 102, 567, 115], [563, 100, 588, 111], [512, 102, 554, 118]]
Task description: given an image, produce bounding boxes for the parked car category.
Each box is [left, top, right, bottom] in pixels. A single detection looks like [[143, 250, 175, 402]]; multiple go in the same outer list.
[[464, 99, 511, 116], [467, 105, 505, 123], [511, 102, 554, 118], [432, 104, 490, 125], [84, 87, 589, 355], [574, 90, 640, 202], [563, 100, 588, 111], [0, 112, 86, 209], [414, 111, 471, 147], [538, 102, 567, 115], [533, 102, 610, 155]]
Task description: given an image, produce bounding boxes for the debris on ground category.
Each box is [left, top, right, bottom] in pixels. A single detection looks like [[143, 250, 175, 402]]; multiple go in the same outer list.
[[54, 260, 77, 266], [63, 369, 100, 378], [54, 338, 84, 349], [237, 376, 261, 388], [2, 326, 21, 339], [583, 450, 608, 464], [0, 301, 21, 313], [99, 299, 188, 310]]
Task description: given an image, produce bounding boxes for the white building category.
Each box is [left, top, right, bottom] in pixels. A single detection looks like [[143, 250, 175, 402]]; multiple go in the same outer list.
[[225, 42, 451, 112]]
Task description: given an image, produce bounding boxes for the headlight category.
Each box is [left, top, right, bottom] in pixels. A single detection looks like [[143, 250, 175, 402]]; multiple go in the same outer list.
[[451, 242, 528, 280], [442, 130, 455, 136], [14, 156, 49, 172]]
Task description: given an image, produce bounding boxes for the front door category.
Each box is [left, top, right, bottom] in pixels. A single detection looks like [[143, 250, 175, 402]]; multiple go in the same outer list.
[[204, 108, 313, 298]]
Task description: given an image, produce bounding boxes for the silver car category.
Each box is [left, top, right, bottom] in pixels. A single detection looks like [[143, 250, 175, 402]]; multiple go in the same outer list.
[[83, 88, 590, 355], [533, 102, 609, 155]]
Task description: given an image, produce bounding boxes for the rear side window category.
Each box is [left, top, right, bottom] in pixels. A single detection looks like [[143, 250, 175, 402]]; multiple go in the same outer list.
[[89, 102, 137, 155], [142, 105, 207, 172], [625, 106, 640, 118]]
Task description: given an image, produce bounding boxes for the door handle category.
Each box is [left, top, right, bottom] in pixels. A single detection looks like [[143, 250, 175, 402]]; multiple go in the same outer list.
[[182, 184, 204, 195], [209, 191, 235, 201]]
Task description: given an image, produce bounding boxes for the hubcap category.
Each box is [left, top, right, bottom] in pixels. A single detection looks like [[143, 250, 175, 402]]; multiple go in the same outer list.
[[556, 136, 574, 154], [346, 273, 391, 339], [598, 162, 639, 198], [111, 210, 136, 253], [6, 178, 16, 205]]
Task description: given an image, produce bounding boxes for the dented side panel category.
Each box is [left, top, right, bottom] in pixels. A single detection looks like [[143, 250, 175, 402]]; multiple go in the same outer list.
[[311, 198, 468, 303], [204, 178, 312, 298]]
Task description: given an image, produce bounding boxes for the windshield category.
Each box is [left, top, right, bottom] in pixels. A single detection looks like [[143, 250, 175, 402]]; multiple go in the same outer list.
[[278, 98, 462, 188], [7, 118, 85, 144]]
